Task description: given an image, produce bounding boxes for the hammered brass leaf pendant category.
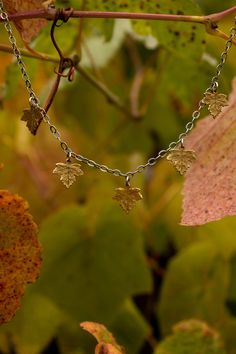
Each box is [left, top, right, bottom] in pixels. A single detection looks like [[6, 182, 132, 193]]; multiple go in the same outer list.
[[167, 148, 196, 175], [113, 187, 143, 213], [53, 162, 84, 188], [21, 105, 43, 135], [202, 92, 228, 118]]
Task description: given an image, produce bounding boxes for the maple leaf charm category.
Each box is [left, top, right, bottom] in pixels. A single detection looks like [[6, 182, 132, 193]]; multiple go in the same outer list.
[[113, 187, 143, 213], [167, 148, 197, 175], [53, 162, 84, 188], [21, 105, 43, 135], [202, 92, 228, 118]]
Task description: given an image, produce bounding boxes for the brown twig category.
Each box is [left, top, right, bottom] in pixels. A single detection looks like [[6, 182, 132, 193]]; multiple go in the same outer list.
[[2, 6, 236, 24], [130, 68, 145, 119], [81, 39, 104, 81], [0, 43, 59, 62], [126, 36, 145, 119], [43, 73, 62, 112]]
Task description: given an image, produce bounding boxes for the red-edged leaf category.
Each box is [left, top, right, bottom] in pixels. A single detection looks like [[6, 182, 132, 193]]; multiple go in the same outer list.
[[181, 77, 236, 225]]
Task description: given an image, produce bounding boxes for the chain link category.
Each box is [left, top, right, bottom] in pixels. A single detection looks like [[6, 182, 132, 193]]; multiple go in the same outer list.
[[1, 1, 236, 180]]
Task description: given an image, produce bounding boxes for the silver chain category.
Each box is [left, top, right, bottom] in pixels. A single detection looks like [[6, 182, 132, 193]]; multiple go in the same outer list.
[[1, 1, 236, 181]]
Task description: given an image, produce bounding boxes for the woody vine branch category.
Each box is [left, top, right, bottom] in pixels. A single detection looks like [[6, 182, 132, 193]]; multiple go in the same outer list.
[[1, 6, 236, 44], [0, 5, 236, 122], [1, 6, 236, 24]]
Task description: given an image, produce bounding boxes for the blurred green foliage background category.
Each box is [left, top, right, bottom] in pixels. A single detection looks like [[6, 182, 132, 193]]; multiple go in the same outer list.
[[0, 0, 236, 353]]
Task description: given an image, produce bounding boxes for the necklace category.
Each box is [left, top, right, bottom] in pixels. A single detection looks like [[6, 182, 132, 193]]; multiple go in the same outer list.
[[1, 1, 236, 213]]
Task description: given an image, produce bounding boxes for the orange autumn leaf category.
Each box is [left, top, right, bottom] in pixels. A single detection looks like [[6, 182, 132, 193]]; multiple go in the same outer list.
[[81, 322, 125, 354], [0, 190, 42, 324], [4, 0, 53, 43], [181, 77, 236, 225]]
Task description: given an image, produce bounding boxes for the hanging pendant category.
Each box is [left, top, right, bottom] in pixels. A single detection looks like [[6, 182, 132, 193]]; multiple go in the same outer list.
[[202, 92, 228, 118], [21, 97, 44, 135], [167, 141, 196, 175], [53, 154, 84, 188], [113, 176, 143, 213]]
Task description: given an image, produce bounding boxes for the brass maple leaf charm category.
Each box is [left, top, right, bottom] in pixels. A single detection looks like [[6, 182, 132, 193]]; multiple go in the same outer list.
[[202, 92, 228, 118], [53, 162, 84, 188], [167, 148, 197, 175], [113, 187, 143, 213], [21, 105, 43, 135]]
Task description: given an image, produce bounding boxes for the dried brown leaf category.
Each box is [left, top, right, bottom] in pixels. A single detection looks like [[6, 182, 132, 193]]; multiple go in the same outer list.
[[202, 92, 228, 118], [0, 190, 42, 324], [113, 187, 143, 213], [167, 148, 197, 175], [21, 105, 43, 135], [4, 0, 54, 43], [182, 77, 236, 225], [81, 322, 125, 354], [53, 162, 84, 188]]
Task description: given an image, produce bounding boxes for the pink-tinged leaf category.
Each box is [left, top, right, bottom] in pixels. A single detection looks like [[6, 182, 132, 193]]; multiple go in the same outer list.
[[181, 77, 236, 225], [4, 0, 54, 44], [80, 322, 125, 354]]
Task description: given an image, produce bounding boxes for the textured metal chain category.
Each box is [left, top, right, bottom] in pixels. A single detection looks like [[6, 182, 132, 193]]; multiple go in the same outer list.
[[1, 1, 236, 180]]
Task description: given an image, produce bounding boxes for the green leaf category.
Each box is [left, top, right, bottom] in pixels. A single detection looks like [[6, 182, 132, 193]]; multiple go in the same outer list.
[[33, 21, 78, 55], [4, 59, 39, 101], [80, 20, 130, 68], [0, 292, 63, 354], [4, 62, 21, 100], [110, 300, 151, 354], [36, 205, 152, 323], [65, 0, 205, 60], [155, 320, 226, 354], [157, 242, 230, 335], [157, 53, 212, 109], [226, 253, 236, 316]]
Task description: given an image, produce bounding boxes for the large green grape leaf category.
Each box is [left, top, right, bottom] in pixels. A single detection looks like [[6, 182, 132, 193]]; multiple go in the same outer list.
[[158, 242, 230, 335], [66, 0, 205, 60], [33, 21, 78, 56], [0, 292, 63, 354], [157, 241, 236, 354], [155, 320, 226, 354], [226, 254, 236, 317], [4, 58, 39, 101], [36, 205, 152, 323], [110, 300, 151, 354]]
